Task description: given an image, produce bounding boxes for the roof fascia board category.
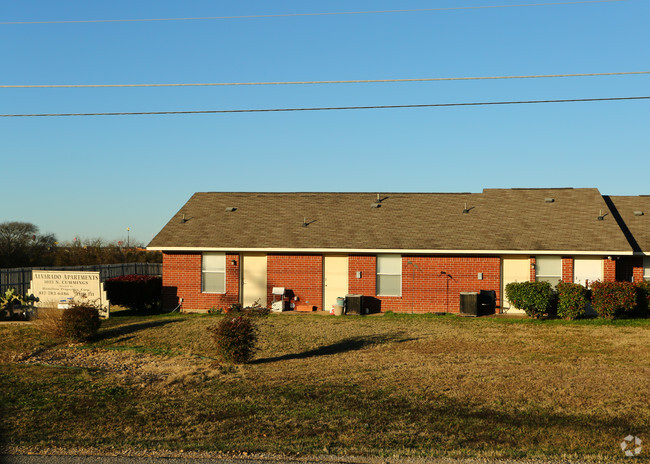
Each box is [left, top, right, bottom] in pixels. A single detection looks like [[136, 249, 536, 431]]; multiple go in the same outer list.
[[147, 246, 634, 256]]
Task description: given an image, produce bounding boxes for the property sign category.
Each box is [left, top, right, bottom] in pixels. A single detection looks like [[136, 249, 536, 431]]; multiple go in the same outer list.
[[28, 270, 110, 318]]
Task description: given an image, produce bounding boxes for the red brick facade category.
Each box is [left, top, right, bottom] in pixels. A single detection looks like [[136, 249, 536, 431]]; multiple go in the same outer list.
[[162, 252, 622, 313], [162, 252, 239, 311], [349, 255, 501, 314], [348, 255, 376, 296], [267, 254, 323, 311]]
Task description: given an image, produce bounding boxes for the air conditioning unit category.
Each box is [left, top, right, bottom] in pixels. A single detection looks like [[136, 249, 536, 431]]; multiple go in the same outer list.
[[345, 294, 364, 315], [459, 292, 479, 316]]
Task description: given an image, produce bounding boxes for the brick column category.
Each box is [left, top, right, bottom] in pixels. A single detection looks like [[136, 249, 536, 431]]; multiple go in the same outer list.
[[529, 257, 536, 281], [561, 257, 574, 283], [603, 258, 616, 282]]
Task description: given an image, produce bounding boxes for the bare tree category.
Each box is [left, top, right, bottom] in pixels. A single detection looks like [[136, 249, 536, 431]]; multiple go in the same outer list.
[[0, 222, 57, 268]]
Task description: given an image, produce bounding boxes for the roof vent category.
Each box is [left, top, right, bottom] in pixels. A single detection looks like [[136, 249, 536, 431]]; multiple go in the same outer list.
[[180, 213, 188, 224], [225, 207, 237, 212], [462, 201, 471, 214], [371, 202, 381, 208], [544, 198, 555, 203], [634, 210, 644, 216], [597, 209, 608, 221]]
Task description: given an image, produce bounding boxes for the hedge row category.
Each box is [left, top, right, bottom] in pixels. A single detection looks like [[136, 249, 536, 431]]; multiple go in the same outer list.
[[105, 275, 162, 310], [506, 280, 650, 319]]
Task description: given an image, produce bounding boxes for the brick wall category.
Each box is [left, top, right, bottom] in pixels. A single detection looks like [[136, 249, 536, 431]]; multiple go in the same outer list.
[[349, 255, 500, 313], [162, 252, 240, 311], [267, 254, 323, 311], [561, 257, 574, 282], [348, 255, 376, 295], [633, 261, 645, 282], [603, 258, 617, 282]]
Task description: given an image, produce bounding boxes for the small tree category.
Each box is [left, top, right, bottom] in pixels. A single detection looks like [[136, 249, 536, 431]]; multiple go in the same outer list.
[[505, 281, 555, 318], [556, 282, 588, 320], [207, 315, 258, 364]]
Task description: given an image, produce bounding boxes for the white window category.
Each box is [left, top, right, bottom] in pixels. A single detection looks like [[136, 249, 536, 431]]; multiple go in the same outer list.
[[644, 256, 650, 281], [377, 254, 401, 296], [535, 256, 561, 287], [202, 252, 226, 293]]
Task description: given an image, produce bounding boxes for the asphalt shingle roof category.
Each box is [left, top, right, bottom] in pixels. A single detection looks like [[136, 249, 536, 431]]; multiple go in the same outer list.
[[148, 188, 632, 253], [606, 195, 650, 253]]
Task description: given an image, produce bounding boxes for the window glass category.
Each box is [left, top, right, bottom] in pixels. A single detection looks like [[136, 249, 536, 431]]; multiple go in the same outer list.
[[202, 253, 225, 272], [202, 252, 226, 293], [644, 256, 650, 280], [377, 254, 401, 296], [536, 256, 561, 287], [536, 256, 561, 276]]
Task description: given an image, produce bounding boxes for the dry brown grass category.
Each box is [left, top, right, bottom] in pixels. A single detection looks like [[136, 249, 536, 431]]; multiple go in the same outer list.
[[1, 312, 648, 460], [31, 304, 65, 339]]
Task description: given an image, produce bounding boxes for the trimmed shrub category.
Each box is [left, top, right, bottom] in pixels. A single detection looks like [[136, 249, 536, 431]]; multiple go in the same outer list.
[[105, 275, 162, 311], [556, 282, 588, 320], [207, 315, 258, 364], [61, 304, 101, 342], [505, 281, 555, 318], [590, 281, 636, 319]]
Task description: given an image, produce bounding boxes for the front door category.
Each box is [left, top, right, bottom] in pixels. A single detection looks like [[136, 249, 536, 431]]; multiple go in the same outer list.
[[323, 255, 349, 312], [501, 256, 530, 314], [574, 257, 603, 288], [574, 257, 603, 316], [241, 254, 267, 307]]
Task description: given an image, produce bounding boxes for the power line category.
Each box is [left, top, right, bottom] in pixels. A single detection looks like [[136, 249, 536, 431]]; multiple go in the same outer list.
[[3, 71, 648, 89], [2, 96, 647, 118], [0, 0, 626, 25]]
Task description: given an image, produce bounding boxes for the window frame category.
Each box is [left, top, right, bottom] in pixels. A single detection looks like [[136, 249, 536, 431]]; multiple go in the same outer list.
[[376, 254, 402, 297], [202, 252, 226, 294], [644, 256, 650, 281]]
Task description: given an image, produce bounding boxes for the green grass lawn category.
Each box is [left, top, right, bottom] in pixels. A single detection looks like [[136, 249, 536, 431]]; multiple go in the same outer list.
[[1, 310, 648, 461]]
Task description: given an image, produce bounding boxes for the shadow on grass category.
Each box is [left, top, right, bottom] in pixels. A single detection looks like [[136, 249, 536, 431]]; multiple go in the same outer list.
[[252, 333, 416, 364], [273, 382, 640, 452], [96, 319, 184, 342]]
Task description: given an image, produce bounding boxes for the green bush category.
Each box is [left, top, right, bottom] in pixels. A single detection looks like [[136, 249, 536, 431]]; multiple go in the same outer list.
[[556, 282, 588, 320], [634, 280, 650, 317], [590, 281, 636, 319], [505, 281, 555, 318], [207, 315, 258, 364], [61, 304, 101, 342]]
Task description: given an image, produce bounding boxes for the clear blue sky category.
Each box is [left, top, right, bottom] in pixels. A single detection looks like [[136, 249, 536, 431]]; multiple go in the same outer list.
[[2, 0, 648, 245]]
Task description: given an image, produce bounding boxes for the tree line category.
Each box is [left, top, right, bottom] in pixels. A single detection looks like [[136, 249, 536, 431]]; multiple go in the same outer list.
[[0, 221, 161, 268]]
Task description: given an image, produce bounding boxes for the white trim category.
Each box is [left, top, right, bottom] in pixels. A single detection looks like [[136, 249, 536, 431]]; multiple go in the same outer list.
[[149, 246, 634, 256]]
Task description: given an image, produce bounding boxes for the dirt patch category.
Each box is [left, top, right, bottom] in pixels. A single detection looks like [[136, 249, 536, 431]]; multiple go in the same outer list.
[[12, 346, 223, 385]]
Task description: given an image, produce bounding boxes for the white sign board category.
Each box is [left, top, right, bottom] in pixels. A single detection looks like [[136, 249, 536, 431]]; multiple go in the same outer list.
[[28, 270, 110, 318]]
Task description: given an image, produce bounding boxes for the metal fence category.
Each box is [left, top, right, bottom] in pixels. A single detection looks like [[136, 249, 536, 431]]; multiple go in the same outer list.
[[0, 263, 162, 295]]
